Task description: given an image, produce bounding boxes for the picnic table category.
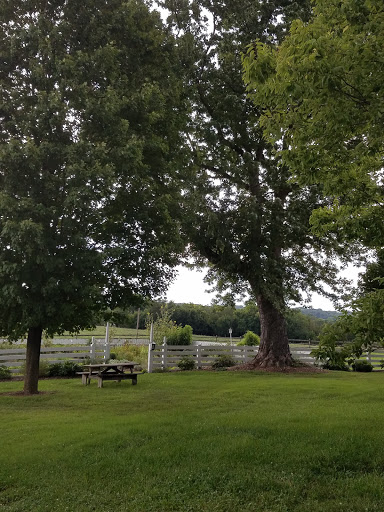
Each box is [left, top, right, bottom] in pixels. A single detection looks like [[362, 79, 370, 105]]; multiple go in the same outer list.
[[79, 362, 141, 388]]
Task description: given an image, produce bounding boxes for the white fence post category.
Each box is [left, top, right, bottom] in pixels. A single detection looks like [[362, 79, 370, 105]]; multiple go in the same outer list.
[[104, 322, 111, 361], [104, 342, 110, 361], [162, 338, 167, 369], [196, 344, 201, 369], [147, 323, 154, 373], [90, 338, 96, 360], [105, 322, 110, 344], [366, 351, 372, 363]]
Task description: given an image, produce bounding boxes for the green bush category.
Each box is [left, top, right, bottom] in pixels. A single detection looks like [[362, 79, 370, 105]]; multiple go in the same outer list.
[[0, 365, 12, 379], [311, 343, 352, 371], [322, 362, 350, 371], [237, 331, 260, 346], [352, 360, 373, 372], [212, 354, 236, 369], [48, 361, 83, 377], [178, 325, 193, 345], [178, 356, 196, 371], [166, 325, 193, 345]]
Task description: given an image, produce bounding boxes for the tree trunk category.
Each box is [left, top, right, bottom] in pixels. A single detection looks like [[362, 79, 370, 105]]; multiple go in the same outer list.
[[23, 326, 43, 395], [252, 295, 294, 368]]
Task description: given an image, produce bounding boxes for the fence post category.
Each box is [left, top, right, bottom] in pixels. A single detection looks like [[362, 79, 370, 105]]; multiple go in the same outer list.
[[162, 337, 167, 369], [105, 322, 110, 344], [90, 338, 96, 360], [230, 344, 235, 362], [366, 351, 372, 363], [147, 323, 154, 373], [196, 344, 201, 369], [103, 342, 109, 361]]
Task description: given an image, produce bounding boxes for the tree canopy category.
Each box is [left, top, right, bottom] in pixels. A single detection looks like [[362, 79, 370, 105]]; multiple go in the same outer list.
[[0, 0, 186, 393], [243, 0, 384, 247]]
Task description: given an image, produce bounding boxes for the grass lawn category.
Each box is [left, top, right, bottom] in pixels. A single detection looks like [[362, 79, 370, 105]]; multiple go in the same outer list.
[[1, 371, 384, 512], [56, 326, 145, 339]]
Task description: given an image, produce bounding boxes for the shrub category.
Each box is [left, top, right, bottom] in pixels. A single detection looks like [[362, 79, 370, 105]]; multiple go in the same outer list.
[[212, 354, 236, 369], [178, 325, 193, 345], [238, 331, 260, 346], [0, 365, 12, 379], [165, 328, 179, 345], [47, 361, 83, 377], [352, 360, 373, 372], [311, 342, 352, 371], [166, 325, 193, 345], [146, 304, 176, 344], [322, 362, 350, 371], [178, 356, 196, 371]]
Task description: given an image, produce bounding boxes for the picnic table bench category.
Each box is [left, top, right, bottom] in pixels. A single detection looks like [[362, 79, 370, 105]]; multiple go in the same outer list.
[[79, 362, 141, 388]]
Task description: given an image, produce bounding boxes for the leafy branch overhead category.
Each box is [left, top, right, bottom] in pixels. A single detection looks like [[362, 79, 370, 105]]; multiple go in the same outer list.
[[243, 0, 384, 247]]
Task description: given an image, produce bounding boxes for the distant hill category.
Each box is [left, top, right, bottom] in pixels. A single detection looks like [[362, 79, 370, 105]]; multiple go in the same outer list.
[[298, 308, 341, 320]]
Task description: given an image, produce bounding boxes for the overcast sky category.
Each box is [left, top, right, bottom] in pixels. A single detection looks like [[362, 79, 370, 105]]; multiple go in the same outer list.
[[166, 265, 363, 311]]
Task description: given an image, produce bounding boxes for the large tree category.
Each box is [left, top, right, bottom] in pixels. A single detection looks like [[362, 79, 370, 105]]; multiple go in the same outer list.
[[161, 0, 352, 367], [243, 0, 384, 358], [0, 0, 185, 393]]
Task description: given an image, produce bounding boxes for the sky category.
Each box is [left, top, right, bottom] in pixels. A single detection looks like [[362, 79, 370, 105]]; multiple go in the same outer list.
[[166, 265, 363, 311]]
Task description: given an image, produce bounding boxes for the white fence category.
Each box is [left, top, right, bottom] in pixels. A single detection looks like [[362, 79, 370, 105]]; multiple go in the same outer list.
[[0, 342, 110, 374], [147, 344, 384, 372], [365, 352, 383, 368], [0, 337, 149, 346], [147, 344, 315, 372], [2, 341, 381, 375]]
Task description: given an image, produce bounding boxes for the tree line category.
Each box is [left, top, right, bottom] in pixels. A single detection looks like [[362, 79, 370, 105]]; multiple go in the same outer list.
[[111, 302, 333, 341]]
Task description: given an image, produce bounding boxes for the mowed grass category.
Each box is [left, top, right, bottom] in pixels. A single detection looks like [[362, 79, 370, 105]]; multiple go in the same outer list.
[[1, 372, 384, 512], [57, 326, 144, 339]]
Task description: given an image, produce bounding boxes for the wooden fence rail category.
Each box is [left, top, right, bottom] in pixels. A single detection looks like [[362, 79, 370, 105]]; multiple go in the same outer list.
[[147, 344, 318, 372], [0, 342, 109, 374]]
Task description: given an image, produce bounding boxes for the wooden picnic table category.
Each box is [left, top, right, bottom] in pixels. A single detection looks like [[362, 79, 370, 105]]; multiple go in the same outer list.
[[79, 362, 141, 388]]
